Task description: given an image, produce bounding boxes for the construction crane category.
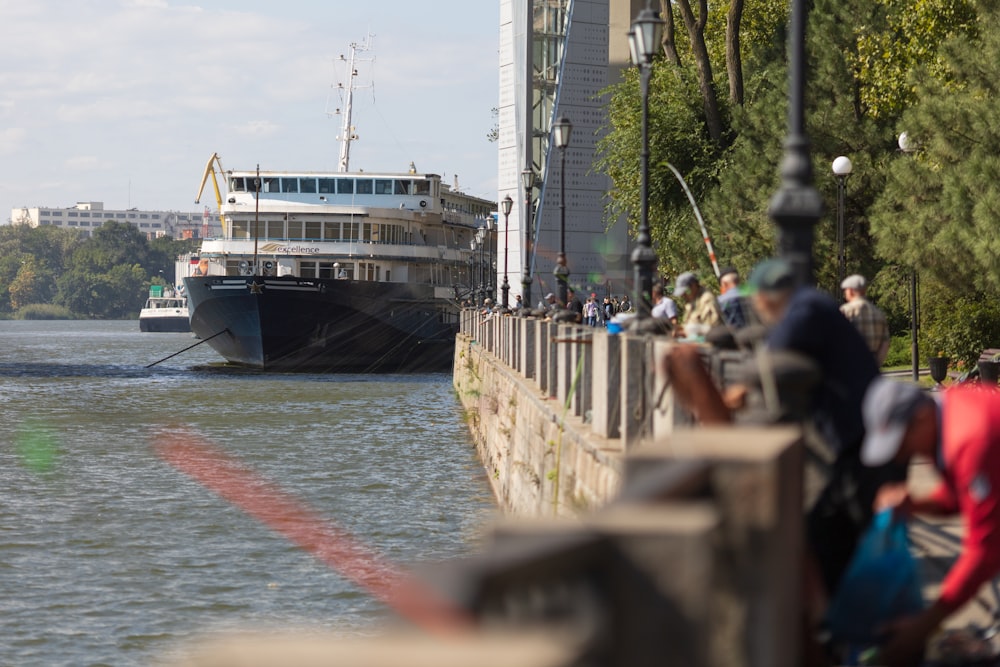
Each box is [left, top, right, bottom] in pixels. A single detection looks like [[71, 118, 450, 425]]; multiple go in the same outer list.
[[195, 152, 228, 236]]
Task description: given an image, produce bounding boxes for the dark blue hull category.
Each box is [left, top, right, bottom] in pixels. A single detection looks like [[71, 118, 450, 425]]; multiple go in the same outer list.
[[183, 276, 458, 372]]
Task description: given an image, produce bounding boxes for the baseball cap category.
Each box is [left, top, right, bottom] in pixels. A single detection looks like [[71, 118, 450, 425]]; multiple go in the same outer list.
[[746, 258, 795, 294], [674, 272, 698, 297], [841, 274, 866, 290], [860, 377, 932, 466]]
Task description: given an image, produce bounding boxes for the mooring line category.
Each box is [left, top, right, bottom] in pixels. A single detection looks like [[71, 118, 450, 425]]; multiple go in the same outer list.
[[145, 329, 229, 368]]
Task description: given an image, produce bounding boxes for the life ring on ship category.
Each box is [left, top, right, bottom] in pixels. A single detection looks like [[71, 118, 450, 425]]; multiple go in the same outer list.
[[419, 200, 427, 208]]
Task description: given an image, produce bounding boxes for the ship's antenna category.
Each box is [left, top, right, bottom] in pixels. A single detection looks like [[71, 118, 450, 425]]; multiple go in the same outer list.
[[328, 33, 375, 173]]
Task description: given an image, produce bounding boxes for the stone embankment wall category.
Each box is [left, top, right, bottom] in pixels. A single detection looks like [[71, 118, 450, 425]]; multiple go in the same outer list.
[[452, 310, 744, 515], [453, 330, 621, 515]]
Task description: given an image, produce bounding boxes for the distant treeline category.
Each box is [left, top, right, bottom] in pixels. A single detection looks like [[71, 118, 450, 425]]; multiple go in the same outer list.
[[0, 221, 199, 319]]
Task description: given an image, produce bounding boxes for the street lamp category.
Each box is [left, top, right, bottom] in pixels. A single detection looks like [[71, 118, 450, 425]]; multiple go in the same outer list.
[[552, 116, 573, 308], [832, 155, 852, 286], [768, 0, 823, 287], [470, 238, 478, 305], [898, 132, 919, 382], [501, 194, 513, 310], [629, 4, 664, 319], [521, 168, 536, 308]]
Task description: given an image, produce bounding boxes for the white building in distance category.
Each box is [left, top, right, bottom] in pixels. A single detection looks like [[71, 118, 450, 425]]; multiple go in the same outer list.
[[10, 202, 222, 239]]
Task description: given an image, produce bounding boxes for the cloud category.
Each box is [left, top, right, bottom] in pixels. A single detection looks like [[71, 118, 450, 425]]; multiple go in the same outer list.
[[232, 120, 281, 137], [0, 127, 26, 155]]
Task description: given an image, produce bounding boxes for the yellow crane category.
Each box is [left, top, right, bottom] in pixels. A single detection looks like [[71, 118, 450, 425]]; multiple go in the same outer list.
[[195, 152, 228, 236]]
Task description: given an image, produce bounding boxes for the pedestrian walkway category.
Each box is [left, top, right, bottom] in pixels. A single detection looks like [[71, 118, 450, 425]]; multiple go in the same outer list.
[[908, 458, 1000, 663]]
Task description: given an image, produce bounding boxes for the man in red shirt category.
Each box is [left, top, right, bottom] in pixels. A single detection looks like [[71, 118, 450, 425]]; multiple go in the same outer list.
[[861, 378, 1000, 666]]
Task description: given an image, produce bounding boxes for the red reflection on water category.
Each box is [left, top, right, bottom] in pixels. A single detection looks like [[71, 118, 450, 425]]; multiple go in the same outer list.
[[154, 430, 474, 636]]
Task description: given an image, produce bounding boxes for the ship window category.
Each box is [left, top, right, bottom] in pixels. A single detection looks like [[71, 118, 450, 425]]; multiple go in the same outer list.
[[375, 179, 393, 195], [230, 177, 246, 192], [362, 223, 372, 242], [304, 221, 321, 240], [231, 220, 251, 238], [343, 222, 359, 240], [281, 178, 299, 193], [394, 180, 412, 195], [415, 180, 431, 196], [356, 179, 373, 194], [263, 220, 283, 237], [358, 262, 380, 281], [262, 177, 279, 193], [322, 221, 339, 239], [286, 220, 303, 238], [337, 179, 354, 194], [318, 178, 335, 194], [299, 178, 317, 193], [299, 262, 316, 278]]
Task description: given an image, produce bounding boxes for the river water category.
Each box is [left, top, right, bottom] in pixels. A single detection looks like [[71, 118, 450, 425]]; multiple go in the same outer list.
[[0, 320, 496, 666]]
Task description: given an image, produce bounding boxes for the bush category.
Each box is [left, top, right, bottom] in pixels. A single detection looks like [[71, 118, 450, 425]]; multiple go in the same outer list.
[[883, 335, 913, 369], [16, 303, 76, 320], [922, 294, 1000, 371]]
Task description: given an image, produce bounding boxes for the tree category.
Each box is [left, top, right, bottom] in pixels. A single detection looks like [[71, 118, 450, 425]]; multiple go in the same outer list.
[[870, 3, 1000, 294]]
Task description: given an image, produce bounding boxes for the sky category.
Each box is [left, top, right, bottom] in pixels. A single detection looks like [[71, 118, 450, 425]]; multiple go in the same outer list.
[[0, 0, 500, 221]]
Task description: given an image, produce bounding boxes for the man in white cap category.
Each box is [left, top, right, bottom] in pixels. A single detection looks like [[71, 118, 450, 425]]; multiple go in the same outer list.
[[861, 378, 1000, 666], [841, 274, 890, 366]]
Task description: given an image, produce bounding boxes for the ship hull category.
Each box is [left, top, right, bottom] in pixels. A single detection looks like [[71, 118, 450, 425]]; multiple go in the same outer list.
[[139, 315, 191, 333], [183, 276, 458, 372]]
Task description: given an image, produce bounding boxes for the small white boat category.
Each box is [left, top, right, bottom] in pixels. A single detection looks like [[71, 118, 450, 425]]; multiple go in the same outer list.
[[139, 286, 190, 333]]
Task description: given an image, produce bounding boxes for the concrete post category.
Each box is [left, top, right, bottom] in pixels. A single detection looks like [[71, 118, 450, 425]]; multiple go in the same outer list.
[[620, 335, 652, 450], [535, 320, 549, 394], [521, 318, 536, 379], [591, 331, 621, 440], [626, 426, 804, 667]]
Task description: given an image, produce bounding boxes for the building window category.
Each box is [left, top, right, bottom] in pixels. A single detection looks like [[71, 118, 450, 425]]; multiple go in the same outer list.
[[117, 213, 126, 219], [68, 212, 78, 217], [51, 211, 62, 217]]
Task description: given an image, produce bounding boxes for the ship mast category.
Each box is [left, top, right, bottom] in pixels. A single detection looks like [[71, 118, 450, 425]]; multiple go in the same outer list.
[[332, 34, 374, 173]]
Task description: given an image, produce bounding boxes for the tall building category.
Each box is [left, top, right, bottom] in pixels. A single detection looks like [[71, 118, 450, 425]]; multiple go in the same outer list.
[[10, 201, 222, 239], [498, 0, 642, 304]]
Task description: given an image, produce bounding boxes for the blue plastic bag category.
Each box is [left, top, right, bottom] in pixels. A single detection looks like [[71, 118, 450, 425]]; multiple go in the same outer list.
[[825, 508, 925, 643]]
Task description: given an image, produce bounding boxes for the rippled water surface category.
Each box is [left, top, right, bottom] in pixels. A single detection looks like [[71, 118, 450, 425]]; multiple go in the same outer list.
[[0, 320, 496, 666]]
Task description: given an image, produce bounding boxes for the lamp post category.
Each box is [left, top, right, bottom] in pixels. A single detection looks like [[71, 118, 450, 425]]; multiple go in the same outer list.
[[470, 239, 478, 305], [832, 156, 852, 286], [501, 195, 513, 310], [768, 0, 823, 287], [552, 116, 572, 308], [898, 132, 919, 382], [521, 168, 536, 308], [629, 4, 664, 319]]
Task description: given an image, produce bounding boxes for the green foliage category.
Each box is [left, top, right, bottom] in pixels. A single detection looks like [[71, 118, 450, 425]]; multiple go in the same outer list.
[[883, 335, 913, 368], [920, 282, 1000, 370], [870, 4, 1000, 297], [16, 304, 75, 320], [856, 0, 978, 119], [0, 220, 189, 319]]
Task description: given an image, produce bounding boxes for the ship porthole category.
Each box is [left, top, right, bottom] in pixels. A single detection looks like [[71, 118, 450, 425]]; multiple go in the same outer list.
[[419, 200, 427, 208]]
